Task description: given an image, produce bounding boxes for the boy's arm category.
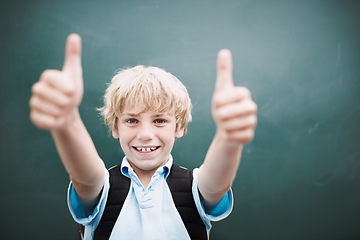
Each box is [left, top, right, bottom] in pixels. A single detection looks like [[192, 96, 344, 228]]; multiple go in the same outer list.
[[51, 111, 106, 206], [197, 50, 257, 210], [30, 34, 106, 205]]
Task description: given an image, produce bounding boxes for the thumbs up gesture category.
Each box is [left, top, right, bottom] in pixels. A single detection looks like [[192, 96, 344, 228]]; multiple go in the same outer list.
[[212, 49, 257, 144], [30, 34, 84, 130]]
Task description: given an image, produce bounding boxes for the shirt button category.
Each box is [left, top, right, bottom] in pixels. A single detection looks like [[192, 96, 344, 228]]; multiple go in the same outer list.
[[139, 202, 153, 209]]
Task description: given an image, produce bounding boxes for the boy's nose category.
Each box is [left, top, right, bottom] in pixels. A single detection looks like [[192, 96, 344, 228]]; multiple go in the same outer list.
[[137, 124, 155, 141]]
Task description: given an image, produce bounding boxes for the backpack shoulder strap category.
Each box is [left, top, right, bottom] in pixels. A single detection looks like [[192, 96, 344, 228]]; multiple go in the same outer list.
[[167, 164, 208, 240], [93, 165, 130, 240]]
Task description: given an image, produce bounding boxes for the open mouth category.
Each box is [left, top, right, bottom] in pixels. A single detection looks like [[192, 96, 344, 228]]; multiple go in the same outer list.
[[132, 146, 160, 153]]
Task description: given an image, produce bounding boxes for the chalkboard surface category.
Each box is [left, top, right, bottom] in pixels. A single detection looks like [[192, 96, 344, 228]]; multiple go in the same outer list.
[[1, 0, 359, 239]]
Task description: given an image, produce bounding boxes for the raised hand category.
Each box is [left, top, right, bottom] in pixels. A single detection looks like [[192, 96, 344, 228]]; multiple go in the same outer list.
[[212, 49, 257, 144], [30, 34, 84, 130]]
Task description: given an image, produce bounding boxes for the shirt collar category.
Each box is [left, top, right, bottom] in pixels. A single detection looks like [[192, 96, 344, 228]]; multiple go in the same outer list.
[[120, 154, 173, 179]]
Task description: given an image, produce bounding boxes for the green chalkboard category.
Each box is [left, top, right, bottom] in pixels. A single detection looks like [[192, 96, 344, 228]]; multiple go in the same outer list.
[[1, 0, 359, 239]]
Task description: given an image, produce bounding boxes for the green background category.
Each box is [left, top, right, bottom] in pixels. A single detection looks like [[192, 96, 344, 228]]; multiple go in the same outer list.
[[1, 0, 359, 239]]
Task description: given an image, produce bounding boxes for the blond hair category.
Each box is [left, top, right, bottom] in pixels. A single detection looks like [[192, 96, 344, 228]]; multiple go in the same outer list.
[[99, 65, 192, 134]]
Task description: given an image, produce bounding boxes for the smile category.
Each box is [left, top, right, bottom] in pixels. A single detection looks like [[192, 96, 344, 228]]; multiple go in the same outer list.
[[133, 146, 160, 153]]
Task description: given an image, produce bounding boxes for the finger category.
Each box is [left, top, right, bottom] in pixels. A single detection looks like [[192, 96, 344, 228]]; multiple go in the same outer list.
[[39, 70, 75, 95], [216, 100, 258, 121], [215, 49, 234, 92], [30, 110, 63, 130], [62, 33, 82, 78], [32, 80, 73, 107], [213, 87, 251, 108], [29, 96, 64, 117], [221, 115, 258, 131], [227, 128, 255, 144]]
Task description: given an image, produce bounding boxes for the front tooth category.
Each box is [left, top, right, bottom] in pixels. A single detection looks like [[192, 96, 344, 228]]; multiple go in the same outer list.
[[136, 147, 155, 152]]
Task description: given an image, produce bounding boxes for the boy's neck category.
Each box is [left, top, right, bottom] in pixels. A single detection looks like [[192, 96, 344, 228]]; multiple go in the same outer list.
[[136, 169, 155, 189], [128, 162, 165, 189]]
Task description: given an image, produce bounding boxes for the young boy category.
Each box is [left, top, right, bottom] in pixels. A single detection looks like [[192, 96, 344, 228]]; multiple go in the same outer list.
[[29, 34, 257, 240]]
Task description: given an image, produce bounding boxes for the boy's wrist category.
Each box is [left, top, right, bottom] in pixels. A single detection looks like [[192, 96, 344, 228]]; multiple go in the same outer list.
[[51, 108, 82, 134], [214, 131, 244, 152]]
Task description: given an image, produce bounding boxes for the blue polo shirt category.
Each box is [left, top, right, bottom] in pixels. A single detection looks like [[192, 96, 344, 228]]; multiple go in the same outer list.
[[68, 155, 233, 240]]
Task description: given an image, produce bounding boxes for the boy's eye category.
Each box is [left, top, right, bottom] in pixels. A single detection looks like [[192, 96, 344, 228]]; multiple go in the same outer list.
[[126, 119, 138, 124], [154, 119, 166, 124]]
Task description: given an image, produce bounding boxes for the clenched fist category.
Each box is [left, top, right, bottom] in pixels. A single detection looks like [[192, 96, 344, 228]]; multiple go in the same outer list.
[[29, 34, 83, 130], [212, 49, 257, 144]]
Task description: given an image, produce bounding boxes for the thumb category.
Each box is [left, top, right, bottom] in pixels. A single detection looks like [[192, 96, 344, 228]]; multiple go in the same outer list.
[[215, 49, 234, 92], [62, 33, 82, 78]]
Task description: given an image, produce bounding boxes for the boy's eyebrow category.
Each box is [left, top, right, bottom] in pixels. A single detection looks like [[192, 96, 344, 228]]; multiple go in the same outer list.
[[121, 112, 169, 118], [153, 114, 165, 117], [153, 113, 175, 119], [121, 113, 139, 117]]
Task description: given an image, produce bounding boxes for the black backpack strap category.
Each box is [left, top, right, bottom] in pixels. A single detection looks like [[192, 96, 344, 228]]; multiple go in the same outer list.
[[93, 165, 130, 240], [167, 165, 208, 240]]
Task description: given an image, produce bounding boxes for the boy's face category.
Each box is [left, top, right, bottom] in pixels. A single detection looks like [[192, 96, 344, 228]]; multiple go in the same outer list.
[[112, 106, 184, 176]]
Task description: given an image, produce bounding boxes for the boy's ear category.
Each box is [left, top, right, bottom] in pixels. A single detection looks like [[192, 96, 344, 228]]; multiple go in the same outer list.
[[112, 129, 119, 139], [112, 118, 120, 139], [175, 128, 185, 139]]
